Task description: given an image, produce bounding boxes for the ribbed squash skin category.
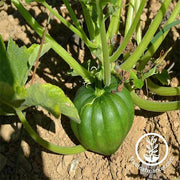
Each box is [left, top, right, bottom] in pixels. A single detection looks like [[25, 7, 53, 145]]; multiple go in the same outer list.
[[71, 85, 134, 155]]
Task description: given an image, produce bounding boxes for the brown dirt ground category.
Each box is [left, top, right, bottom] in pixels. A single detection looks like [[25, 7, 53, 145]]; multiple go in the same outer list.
[[0, 0, 180, 179]]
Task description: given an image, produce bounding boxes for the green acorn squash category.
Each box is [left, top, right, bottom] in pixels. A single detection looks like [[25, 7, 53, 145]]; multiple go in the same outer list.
[[71, 83, 134, 155]]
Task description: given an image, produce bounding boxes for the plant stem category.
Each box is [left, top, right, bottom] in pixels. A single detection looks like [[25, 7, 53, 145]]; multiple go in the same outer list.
[[62, 0, 81, 29], [125, 0, 135, 37], [107, 0, 122, 55], [107, 0, 122, 40], [15, 109, 86, 154], [119, 0, 171, 70], [138, 0, 180, 71], [48, 35, 94, 83], [110, 0, 146, 63], [80, 2, 95, 40], [147, 79, 180, 96], [12, 0, 94, 83], [42, 1, 96, 48], [130, 91, 180, 112], [96, 0, 110, 86], [135, 0, 142, 45], [31, 25, 47, 85]]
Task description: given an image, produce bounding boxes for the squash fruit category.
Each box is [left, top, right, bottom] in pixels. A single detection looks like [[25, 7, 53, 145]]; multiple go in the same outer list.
[[71, 82, 134, 155]]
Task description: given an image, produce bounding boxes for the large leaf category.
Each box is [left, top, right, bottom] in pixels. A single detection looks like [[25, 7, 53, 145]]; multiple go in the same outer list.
[[0, 35, 51, 89], [0, 82, 14, 101], [7, 37, 51, 88], [22, 83, 80, 123], [0, 81, 26, 115], [0, 36, 14, 86]]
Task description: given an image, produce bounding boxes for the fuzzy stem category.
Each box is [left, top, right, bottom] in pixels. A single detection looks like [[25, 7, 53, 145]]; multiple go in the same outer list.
[[42, 1, 96, 48], [130, 91, 180, 112], [147, 79, 180, 96], [125, 0, 135, 37], [107, 0, 122, 40], [107, 0, 122, 55], [96, 0, 110, 86], [80, 2, 95, 40], [62, 0, 82, 30], [15, 109, 86, 154], [138, 0, 180, 71], [135, 0, 142, 45], [120, 0, 171, 70], [110, 0, 146, 63]]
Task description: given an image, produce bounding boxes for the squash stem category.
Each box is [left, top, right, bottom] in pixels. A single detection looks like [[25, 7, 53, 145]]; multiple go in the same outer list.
[[130, 91, 180, 112], [96, 0, 111, 86], [15, 109, 86, 154], [120, 0, 171, 70], [147, 79, 180, 96]]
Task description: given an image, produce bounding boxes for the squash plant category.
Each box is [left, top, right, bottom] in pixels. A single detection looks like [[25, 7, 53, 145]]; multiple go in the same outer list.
[[1, 0, 179, 155]]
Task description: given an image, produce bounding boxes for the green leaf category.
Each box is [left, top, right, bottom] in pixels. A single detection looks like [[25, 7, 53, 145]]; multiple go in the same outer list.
[[25, 0, 44, 3], [142, 66, 157, 81], [22, 83, 80, 123], [0, 81, 26, 115], [0, 82, 14, 101], [149, 20, 180, 46], [0, 35, 51, 90], [129, 70, 143, 89], [7, 37, 51, 88], [0, 35, 14, 86], [83, 0, 117, 4], [154, 69, 170, 85]]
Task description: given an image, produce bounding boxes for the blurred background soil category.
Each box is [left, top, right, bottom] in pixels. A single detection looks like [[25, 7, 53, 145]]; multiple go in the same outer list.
[[0, 0, 179, 179]]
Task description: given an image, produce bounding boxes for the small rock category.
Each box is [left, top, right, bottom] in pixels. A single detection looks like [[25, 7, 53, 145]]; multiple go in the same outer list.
[[170, 77, 179, 87], [69, 159, 79, 178], [0, 153, 7, 172]]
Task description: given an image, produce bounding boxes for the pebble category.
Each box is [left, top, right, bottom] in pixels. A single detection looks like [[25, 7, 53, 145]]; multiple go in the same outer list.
[[0, 153, 7, 172], [69, 159, 79, 177]]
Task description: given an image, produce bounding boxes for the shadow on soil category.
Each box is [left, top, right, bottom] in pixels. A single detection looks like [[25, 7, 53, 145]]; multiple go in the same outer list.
[[0, 1, 91, 179], [0, 0, 179, 179], [0, 115, 50, 179]]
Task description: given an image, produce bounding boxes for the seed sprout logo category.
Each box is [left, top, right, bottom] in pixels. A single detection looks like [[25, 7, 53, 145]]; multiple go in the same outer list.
[[135, 133, 168, 166]]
